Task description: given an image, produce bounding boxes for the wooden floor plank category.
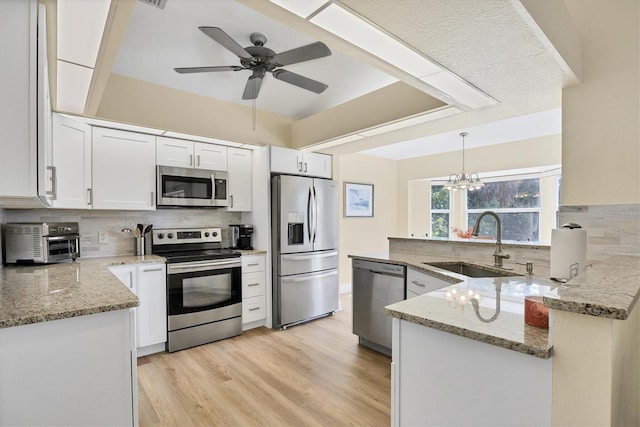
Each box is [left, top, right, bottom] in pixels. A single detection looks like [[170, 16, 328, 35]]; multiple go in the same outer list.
[[138, 294, 390, 426]]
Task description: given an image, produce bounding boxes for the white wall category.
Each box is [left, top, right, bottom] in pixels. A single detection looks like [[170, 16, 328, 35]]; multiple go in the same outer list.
[[562, 0, 639, 205], [336, 153, 398, 287]]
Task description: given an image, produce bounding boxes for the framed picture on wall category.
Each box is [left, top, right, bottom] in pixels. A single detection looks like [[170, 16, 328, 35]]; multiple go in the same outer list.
[[344, 182, 374, 217]]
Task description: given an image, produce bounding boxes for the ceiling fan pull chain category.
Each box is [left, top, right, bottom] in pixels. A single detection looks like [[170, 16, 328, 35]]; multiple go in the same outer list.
[[252, 92, 256, 131]]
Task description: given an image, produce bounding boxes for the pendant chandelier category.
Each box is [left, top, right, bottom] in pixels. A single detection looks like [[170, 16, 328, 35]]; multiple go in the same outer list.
[[444, 132, 484, 191]]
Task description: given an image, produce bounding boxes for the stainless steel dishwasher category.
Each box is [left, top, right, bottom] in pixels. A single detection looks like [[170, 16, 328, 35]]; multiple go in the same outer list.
[[352, 259, 406, 356]]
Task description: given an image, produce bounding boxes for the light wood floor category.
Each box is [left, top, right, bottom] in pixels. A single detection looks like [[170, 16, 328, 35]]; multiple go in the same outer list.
[[137, 294, 391, 426]]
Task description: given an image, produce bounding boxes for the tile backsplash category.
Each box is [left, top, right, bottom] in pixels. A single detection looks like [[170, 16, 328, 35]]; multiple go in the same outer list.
[[3, 208, 243, 258], [559, 203, 640, 260]]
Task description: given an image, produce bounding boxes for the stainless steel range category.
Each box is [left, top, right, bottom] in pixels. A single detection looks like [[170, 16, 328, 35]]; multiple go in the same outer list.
[[151, 227, 242, 352]]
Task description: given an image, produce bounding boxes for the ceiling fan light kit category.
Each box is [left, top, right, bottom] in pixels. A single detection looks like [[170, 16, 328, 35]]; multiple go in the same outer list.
[[174, 26, 332, 100], [444, 132, 485, 191]]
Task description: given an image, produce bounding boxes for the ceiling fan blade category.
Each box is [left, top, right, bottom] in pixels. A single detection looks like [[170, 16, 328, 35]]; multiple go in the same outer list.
[[272, 41, 331, 66], [242, 75, 264, 100], [272, 69, 328, 94], [199, 27, 253, 60], [174, 65, 244, 74]]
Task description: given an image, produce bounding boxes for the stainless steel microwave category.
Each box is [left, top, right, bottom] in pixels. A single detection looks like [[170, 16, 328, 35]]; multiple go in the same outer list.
[[157, 166, 229, 208]]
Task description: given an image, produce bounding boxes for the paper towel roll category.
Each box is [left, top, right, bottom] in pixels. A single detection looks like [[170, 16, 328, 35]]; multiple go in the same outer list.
[[550, 228, 587, 280]]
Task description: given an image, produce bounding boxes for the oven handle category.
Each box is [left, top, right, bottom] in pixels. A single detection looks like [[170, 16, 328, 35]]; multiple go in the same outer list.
[[168, 259, 241, 274], [45, 234, 80, 242]]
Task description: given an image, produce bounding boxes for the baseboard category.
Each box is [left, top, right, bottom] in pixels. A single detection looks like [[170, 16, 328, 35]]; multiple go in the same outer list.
[[137, 342, 166, 357]]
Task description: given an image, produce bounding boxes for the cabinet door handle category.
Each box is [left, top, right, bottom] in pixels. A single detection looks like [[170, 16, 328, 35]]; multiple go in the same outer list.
[[189, 154, 193, 166], [150, 191, 155, 206], [46, 166, 57, 199], [197, 154, 200, 167], [297, 161, 303, 172], [142, 268, 163, 273], [249, 307, 261, 312], [411, 280, 426, 287], [87, 188, 92, 205], [304, 162, 308, 173], [248, 283, 260, 287], [230, 195, 234, 208], [247, 263, 259, 267], [128, 271, 134, 289]]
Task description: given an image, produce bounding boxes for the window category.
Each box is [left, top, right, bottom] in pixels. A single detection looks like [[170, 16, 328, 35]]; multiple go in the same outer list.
[[430, 184, 450, 238], [467, 179, 540, 242]]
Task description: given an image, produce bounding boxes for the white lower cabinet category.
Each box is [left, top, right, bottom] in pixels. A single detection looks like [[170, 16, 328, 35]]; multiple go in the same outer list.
[[241, 254, 266, 329], [406, 268, 451, 298], [0, 309, 137, 426], [109, 263, 167, 355], [391, 318, 552, 426]]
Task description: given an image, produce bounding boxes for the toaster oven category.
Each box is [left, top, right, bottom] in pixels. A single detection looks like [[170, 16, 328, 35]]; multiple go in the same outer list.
[[3, 222, 80, 264]]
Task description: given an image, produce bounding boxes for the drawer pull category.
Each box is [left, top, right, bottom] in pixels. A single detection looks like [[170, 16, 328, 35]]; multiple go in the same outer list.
[[411, 280, 426, 287], [142, 268, 163, 273], [247, 263, 259, 267], [248, 283, 260, 287], [249, 307, 261, 312]]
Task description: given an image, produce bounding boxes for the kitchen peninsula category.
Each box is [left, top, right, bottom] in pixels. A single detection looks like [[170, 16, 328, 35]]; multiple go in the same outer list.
[[0, 255, 163, 426], [350, 236, 640, 426]]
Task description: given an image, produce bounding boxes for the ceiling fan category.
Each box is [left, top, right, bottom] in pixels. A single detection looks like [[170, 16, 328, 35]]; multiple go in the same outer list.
[[175, 27, 332, 100]]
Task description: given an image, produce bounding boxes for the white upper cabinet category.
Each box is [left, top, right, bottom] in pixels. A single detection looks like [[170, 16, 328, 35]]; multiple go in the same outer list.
[[0, 0, 44, 204], [155, 137, 193, 168], [195, 143, 227, 170], [156, 136, 228, 170], [270, 146, 332, 179], [92, 127, 156, 210], [227, 147, 252, 212], [303, 151, 332, 178], [50, 114, 92, 209]]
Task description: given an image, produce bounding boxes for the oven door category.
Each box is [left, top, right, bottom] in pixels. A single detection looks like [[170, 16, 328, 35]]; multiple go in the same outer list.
[[43, 234, 80, 263], [157, 166, 217, 207], [167, 259, 241, 319]]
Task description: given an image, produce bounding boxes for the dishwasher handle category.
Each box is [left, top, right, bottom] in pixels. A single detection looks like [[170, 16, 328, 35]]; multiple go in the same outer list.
[[364, 268, 405, 279], [353, 259, 405, 278]]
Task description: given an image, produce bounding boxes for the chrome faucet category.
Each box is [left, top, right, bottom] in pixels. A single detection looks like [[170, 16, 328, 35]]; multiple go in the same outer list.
[[471, 211, 511, 268]]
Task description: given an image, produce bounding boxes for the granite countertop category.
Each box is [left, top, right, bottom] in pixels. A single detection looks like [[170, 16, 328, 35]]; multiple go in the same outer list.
[[0, 255, 165, 329], [350, 251, 640, 320], [350, 252, 553, 358]]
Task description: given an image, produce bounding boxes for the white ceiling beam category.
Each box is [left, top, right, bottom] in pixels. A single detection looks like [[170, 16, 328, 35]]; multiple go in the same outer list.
[[513, 0, 582, 85]]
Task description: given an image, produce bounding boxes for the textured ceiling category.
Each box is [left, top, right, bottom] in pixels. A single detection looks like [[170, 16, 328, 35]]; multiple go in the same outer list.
[[91, 0, 574, 157], [111, 0, 397, 120]]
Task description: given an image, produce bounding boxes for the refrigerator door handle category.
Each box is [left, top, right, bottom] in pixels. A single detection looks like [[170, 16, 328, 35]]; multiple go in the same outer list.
[[312, 185, 318, 243], [281, 251, 338, 261], [284, 270, 338, 282], [307, 186, 313, 242]]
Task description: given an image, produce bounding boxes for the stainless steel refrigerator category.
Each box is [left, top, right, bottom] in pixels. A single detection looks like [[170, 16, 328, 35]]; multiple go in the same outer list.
[[271, 175, 339, 329]]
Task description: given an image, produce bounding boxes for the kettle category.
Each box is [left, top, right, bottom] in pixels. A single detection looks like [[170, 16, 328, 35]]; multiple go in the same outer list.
[[229, 224, 254, 250]]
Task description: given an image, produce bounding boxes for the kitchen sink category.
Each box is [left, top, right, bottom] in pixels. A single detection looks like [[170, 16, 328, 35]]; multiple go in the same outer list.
[[423, 261, 522, 278]]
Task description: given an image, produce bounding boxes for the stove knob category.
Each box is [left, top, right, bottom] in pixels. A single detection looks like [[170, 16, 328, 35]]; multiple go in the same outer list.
[[212, 231, 218, 237], [204, 232, 210, 238], [167, 233, 174, 239], [157, 233, 164, 240]]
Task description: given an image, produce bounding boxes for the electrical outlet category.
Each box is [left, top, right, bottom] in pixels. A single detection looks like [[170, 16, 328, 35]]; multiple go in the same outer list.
[[98, 231, 108, 244]]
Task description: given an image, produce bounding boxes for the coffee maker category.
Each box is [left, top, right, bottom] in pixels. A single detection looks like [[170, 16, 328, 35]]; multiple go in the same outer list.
[[229, 224, 254, 250]]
